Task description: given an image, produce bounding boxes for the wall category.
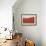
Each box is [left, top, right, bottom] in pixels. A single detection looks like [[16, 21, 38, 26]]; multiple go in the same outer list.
[[41, 0, 46, 46], [0, 0, 16, 30], [0, 0, 16, 38], [13, 0, 41, 46]]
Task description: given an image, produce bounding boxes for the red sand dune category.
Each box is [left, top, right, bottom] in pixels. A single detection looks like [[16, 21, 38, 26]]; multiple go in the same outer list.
[[23, 17, 34, 23]]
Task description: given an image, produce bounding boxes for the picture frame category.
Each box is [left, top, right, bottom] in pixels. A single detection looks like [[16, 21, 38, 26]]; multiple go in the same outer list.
[[21, 14, 37, 26]]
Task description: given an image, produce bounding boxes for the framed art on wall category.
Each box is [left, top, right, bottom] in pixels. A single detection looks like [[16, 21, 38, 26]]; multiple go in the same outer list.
[[21, 14, 37, 26]]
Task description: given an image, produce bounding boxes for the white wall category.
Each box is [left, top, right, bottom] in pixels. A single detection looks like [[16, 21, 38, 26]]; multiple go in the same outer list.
[[13, 0, 46, 46], [0, 0, 16, 29], [13, 0, 41, 46], [41, 0, 46, 46]]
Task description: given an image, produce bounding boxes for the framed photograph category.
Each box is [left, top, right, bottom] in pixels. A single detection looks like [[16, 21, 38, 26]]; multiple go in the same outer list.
[[21, 14, 37, 26]]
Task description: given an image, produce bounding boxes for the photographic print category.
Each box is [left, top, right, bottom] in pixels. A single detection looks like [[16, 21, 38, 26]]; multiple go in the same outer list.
[[21, 14, 37, 26]]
